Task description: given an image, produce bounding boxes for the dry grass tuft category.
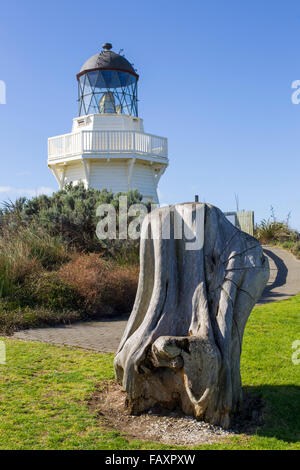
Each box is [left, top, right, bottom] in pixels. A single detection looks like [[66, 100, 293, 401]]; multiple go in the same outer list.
[[58, 253, 139, 316]]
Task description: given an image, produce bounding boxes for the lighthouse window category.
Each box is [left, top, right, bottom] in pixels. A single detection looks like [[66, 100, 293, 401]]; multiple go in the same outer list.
[[78, 70, 138, 117]]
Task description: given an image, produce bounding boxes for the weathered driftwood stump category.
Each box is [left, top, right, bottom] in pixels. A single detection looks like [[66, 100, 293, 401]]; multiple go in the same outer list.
[[114, 203, 269, 428]]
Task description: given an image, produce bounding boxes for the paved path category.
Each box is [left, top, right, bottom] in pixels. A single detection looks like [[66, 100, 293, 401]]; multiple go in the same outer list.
[[259, 245, 300, 303], [12, 246, 300, 353], [11, 317, 129, 353]]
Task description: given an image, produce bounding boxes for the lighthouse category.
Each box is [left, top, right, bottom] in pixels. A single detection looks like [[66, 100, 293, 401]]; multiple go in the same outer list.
[[47, 43, 168, 203]]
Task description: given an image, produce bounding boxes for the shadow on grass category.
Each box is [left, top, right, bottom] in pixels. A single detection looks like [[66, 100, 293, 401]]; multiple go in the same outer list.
[[242, 385, 300, 443]]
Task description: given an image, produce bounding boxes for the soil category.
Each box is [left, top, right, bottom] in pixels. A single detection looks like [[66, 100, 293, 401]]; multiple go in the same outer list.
[[87, 382, 265, 447]]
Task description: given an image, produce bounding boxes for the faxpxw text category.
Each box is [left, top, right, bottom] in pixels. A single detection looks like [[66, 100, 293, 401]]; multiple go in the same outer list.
[[105, 454, 196, 466]]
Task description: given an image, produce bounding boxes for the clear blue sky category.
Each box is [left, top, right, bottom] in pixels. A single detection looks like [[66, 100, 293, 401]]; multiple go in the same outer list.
[[0, 0, 299, 228]]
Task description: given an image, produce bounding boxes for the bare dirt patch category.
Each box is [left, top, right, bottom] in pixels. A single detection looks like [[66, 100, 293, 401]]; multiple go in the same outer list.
[[87, 382, 264, 446]]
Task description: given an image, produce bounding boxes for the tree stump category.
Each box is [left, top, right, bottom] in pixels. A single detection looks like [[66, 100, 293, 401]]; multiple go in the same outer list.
[[114, 203, 269, 429]]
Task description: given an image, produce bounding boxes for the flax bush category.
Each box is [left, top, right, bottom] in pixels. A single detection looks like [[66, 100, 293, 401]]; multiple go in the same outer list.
[[255, 208, 300, 258]]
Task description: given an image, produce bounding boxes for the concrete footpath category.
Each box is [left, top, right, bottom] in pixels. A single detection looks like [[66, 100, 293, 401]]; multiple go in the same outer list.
[[12, 246, 300, 353]]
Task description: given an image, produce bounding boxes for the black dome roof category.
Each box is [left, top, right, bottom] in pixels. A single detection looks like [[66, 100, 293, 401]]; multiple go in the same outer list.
[[77, 46, 138, 79]]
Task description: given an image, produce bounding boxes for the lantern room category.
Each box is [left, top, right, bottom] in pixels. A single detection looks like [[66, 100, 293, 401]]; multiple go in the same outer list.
[[77, 43, 138, 117]]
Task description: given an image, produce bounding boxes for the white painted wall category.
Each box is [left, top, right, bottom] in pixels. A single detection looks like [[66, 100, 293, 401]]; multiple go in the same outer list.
[[64, 162, 86, 186], [89, 160, 128, 193], [72, 114, 144, 132], [51, 158, 160, 202], [131, 162, 158, 202]]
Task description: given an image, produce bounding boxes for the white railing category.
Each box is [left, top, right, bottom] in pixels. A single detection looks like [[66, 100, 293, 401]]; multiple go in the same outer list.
[[48, 130, 168, 161]]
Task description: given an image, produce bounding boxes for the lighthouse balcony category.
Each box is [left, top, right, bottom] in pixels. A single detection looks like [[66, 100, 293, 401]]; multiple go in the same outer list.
[[48, 130, 168, 164]]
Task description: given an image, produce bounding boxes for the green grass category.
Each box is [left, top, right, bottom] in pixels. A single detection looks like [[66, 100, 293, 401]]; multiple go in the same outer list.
[[0, 294, 300, 450]]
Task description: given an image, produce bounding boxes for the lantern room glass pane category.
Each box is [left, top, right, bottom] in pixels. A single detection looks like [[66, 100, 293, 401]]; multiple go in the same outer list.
[[88, 71, 99, 87], [78, 70, 138, 117]]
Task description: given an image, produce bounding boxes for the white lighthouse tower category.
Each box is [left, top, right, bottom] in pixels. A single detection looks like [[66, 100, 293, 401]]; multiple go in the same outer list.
[[47, 43, 168, 203]]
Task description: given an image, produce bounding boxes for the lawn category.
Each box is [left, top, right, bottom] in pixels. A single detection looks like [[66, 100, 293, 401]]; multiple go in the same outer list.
[[0, 294, 299, 450]]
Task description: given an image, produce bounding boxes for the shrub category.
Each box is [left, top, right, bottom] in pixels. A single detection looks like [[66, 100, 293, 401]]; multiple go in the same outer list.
[[0, 184, 151, 256], [0, 234, 42, 298], [255, 209, 300, 259], [0, 299, 82, 334], [0, 186, 143, 331], [255, 208, 299, 245], [18, 227, 69, 268], [290, 240, 300, 259], [255, 219, 291, 243], [24, 271, 79, 311], [58, 253, 139, 316], [0, 224, 69, 301]]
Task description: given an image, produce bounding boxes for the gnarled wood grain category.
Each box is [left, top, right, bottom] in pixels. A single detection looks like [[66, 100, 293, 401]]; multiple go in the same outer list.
[[114, 203, 269, 428]]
